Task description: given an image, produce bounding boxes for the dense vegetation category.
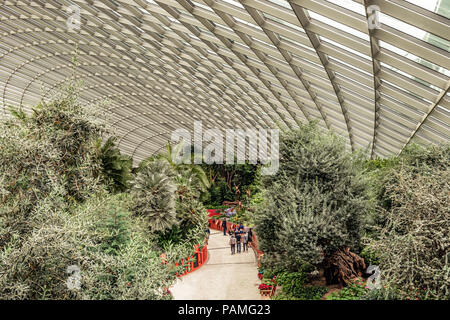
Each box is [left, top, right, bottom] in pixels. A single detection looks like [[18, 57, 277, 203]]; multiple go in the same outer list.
[[363, 144, 449, 300], [0, 79, 447, 300], [202, 162, 260, 207], [0, 84, 207, 299], [255, 123, 369, 280], [254, 123, 448, 300]]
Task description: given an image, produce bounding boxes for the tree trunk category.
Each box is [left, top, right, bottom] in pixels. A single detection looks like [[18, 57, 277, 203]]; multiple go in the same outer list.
[[323, 247, 366, 287]]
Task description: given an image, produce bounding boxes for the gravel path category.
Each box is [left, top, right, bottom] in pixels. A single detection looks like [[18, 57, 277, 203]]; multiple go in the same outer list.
[[171, 229, 262, 300]]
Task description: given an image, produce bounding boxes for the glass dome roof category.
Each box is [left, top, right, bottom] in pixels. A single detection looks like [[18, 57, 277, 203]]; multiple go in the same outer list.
[[0, 0, 448, 163]]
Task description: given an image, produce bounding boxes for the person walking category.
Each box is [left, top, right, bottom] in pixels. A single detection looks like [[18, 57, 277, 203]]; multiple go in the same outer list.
[[248, 228, 253, 243], [205, 228, 210, 245], [235, 232, 241, 253], [243, 232, 249, 252], [229, 234, 236, 255], [222, 219, 227, 236]]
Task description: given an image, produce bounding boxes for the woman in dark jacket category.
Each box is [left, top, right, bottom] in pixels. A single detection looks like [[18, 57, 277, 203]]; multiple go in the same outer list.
[[222, 219, 227, 236], [248, 228, 253, 243]]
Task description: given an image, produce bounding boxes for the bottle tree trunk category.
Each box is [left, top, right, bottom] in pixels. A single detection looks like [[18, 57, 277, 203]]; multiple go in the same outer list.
[[323, 247, 366, 287]]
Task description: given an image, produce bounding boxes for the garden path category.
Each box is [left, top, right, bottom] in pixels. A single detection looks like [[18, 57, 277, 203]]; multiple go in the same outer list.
[[171, 229, 262, 300]]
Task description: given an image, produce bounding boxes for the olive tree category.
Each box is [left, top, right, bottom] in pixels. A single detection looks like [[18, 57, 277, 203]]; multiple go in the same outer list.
[[255, 122, 370, 283]]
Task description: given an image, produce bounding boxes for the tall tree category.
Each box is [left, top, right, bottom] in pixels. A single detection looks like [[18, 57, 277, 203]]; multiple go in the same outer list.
[[255, 122, 370, 284], [99, 137, 132, 193], [140, 142, 210, 232]]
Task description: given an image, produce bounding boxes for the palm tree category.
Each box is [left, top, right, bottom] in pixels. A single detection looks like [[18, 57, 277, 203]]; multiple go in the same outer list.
[[136, 142, 211, 231], [98, 137, 133, 193], [131, 159, 178, 232], [155, 141, 210, 193]]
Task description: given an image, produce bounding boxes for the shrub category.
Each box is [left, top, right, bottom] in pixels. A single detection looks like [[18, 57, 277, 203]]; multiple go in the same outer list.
[[326, 281, 368, 300], [255, 122, 370, 275], [367, 143, 449, 221], [361, 286, 402, 300], [292, 285, 328, 300], [272, 284, 327, 300], [0, 192, 177, 299], [368, 167, 449, 299], [271, 291, 299, 300], [0, 84, 178, 299], [276, 271, 307, 289], [272, 270, 327, 300], [175, 185, 209, 230], [359, 246, 380, 266], [96, 197, 131, 256], [131, 159, 178, 233], [0, 86, 105, 243]]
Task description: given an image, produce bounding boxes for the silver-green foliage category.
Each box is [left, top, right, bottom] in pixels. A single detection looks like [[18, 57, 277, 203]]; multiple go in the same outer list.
[[255, 122, 369, 269], [140, 142, 210, 231], [0, 84, 105, 244], [368, 144, 449, 300], [0, 192, 177, 299], [174, 168, 209, 230], [176, 191, 209, 229], [0, 85, 177, 299]]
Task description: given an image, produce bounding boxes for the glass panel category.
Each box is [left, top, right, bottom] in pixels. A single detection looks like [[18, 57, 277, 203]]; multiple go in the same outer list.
[[323, 0, 366, 16], [278, 34, 315, 53], [320, 36, 372, 61], [405, 0, 450, 19], [380, 61, 441, 93], [382, 77, 432, 104], [193, 2, 214, 12], [380, 41, 450, 77], [234, 17, 263, 31], [253, 36, 277, 50], [379, 12, 450, 52], [328, 56, 372, 77], [335, 72, 372, 91], [308, 11, 369, 41], [262, 11, 305, 33], [221, 0, 245, 9], [266, 0, 291, 10]]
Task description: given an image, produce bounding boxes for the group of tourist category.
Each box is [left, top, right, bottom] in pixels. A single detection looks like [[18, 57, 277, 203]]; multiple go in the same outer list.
[[221, 220, 253, 255]]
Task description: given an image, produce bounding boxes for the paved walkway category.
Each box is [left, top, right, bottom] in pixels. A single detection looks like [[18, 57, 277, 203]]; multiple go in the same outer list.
[[171, 229, 262, 300]]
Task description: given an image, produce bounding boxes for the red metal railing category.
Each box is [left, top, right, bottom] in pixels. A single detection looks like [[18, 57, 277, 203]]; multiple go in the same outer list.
[[208, 218, 264, 267], [174, 239, 208, 277], [166, 219, 263, 278]]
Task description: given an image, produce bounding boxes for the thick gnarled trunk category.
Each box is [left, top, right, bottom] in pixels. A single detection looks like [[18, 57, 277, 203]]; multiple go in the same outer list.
[[324, 247, 366, 287]]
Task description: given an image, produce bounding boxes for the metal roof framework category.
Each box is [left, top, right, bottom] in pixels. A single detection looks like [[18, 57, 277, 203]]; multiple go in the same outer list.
[[0, 0, 448, 164]]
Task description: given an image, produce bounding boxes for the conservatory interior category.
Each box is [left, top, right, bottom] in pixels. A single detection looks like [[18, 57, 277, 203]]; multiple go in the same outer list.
[[0, 0, 448, 301]]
